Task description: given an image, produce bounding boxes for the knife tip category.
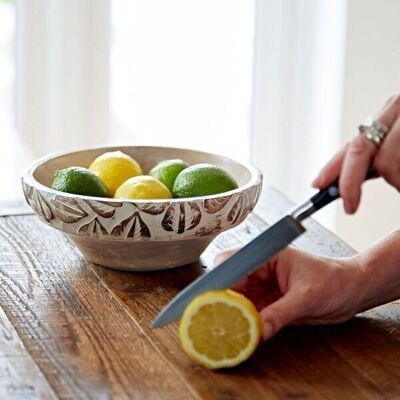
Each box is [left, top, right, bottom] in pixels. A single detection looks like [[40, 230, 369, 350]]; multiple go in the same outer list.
[[150, 317, 165, 329]]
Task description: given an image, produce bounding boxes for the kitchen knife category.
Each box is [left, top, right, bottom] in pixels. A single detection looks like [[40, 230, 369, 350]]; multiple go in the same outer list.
[[152, 168, 377, 329]]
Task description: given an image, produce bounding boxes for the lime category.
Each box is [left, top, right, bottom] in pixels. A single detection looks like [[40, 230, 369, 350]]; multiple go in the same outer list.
[[51, 166, 110, 197], [89, 151, 143, 195], [149, 159, 189, 191], [172, 164, 238, 198], [114, 175, 172, 200]]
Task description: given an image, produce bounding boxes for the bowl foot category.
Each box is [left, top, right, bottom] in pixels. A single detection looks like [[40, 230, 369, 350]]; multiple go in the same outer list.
[[68, 235, 215, 272]]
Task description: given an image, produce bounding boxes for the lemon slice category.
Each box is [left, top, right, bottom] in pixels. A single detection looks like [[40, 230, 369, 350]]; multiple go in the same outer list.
[[179, 290, 261, 369]]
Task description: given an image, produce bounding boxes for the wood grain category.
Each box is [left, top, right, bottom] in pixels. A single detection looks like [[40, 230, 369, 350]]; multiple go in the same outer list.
[[0, 306, 57, 399], [0, 188, 399, 400], [0, 217, 194, 399]]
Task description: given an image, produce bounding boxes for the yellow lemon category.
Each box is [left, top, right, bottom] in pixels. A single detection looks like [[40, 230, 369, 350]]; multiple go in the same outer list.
[[114, 175, 172, 199], [89, 151, 143, 195], [179, 289, 261, 369]]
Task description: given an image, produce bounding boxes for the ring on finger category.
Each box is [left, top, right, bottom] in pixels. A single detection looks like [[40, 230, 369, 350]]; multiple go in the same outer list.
[[358, 117, 389, 147]]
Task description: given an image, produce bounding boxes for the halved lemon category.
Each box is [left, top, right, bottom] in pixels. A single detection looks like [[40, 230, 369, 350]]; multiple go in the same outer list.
[[179, 289, 262, 369]]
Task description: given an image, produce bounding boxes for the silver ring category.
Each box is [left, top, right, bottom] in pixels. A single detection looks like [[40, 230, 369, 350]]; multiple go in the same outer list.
[[358, 117, 389, 146]]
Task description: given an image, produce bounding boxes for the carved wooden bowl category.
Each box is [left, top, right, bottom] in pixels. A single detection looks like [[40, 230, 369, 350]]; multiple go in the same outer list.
[[22, 146, 262, 271]]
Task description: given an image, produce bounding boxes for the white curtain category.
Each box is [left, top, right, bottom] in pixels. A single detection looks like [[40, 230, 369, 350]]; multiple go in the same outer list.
[[15, 0, 110, 159], [250, 0, 347, 229]]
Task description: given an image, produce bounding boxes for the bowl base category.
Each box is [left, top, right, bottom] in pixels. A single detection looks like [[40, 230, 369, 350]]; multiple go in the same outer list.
[[68, 235, 215, 272]]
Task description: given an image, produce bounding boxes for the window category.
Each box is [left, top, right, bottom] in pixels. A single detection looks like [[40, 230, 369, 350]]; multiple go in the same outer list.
[[110, 0, 254, 161]]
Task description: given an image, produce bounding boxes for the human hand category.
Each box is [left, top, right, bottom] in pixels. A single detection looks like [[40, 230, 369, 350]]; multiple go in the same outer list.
[[215, 246, 364, 341], [312, 94, 400, 214]]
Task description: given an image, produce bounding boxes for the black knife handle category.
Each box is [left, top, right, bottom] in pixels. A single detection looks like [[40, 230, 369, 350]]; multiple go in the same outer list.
[[310, 167, 378, 212]]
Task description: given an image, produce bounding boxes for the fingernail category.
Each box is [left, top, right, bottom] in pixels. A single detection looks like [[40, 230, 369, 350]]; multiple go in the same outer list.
[[262, 322, 273, 341], [344, 201, 355, 214]]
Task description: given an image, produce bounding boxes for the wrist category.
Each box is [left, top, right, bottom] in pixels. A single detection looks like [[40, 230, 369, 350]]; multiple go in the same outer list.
[[338, 256, 370, 315], [350, 233, 400, 312]]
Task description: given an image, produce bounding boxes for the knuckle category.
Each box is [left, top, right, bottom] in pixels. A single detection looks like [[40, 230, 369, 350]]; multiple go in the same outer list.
[[297, 285, 317, 309], [348, 136, 368, 154]]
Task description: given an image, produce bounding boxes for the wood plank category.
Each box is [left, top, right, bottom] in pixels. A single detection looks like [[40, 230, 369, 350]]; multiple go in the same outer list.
[[0, 216, 195, 400], [0, 306, 57, 399], [0, 199, 33, 217]]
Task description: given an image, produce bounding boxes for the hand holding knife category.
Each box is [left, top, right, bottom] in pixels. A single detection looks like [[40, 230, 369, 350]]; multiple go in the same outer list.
[[152, 168, 377, 329]]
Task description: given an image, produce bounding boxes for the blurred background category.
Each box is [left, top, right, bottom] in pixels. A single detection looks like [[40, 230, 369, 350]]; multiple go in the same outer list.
[[0, 0, 399, 250]]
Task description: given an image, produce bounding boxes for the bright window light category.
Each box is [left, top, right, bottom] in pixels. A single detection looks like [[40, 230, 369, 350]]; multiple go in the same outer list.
[[111, 0, 255, 161]]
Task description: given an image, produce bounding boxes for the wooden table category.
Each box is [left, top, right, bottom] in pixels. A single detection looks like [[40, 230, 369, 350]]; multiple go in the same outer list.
[[0, 188, 399, 400]]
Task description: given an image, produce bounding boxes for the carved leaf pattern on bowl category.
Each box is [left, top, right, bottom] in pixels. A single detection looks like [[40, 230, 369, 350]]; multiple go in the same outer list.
[[203, 196, 231, 214], [111, 212, 151, 239], [85, 200, 122, 218], [162, 202, 201, 234], [51, 197, 88, 223], [227, 193, 249, 225], [135, 203, 169, 215], [32, 191, 53, 222], [78, 218, 108, 238]]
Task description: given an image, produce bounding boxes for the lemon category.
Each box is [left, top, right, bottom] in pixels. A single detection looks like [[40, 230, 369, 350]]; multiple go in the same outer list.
[[89, 151, 143, 195], [114, 175, 172, 200], [173, 164, 238, 198], [51, 166, 110, 197], [149, 159, 189, 192], [179, 289, 261, 369]]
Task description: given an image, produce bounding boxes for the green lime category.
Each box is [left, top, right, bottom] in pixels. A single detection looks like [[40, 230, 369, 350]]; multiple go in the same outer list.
[[172, 164, 239, 198], [149, 159, 189, 192], [51, 166, 110, 197]]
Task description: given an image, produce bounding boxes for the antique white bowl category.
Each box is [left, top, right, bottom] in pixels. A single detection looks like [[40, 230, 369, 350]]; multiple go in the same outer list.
[[22, 146, 262, 271]]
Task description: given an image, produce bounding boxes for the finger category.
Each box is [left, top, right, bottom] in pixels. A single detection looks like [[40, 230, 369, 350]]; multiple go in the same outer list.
[[374, 115, 400, 190], [214, 248, 237, 266], [312, 94, 399, 191], [378, 94, 400, 127], [339, 96, 400, 214], [312, 146, 347, 188], [338, 96, 399, 213], [259, 291, 306, 341], [339, 135, 376, 214], [231, 259, 275, 294]]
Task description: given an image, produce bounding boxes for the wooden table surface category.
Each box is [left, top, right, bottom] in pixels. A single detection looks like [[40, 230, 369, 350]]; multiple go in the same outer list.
[[0, 188, 399, 400]]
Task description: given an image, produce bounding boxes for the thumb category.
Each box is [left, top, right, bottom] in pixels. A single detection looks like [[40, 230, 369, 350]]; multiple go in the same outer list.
[[259, 291, 305, 341]]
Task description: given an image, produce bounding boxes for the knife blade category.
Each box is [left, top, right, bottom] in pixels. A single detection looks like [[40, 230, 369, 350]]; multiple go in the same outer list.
[[151, 168, 378, 329], [152, 215, 304, 328]]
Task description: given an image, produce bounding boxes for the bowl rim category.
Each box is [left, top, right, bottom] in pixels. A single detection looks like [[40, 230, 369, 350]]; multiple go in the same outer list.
[[22, 144, 262, 203]]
